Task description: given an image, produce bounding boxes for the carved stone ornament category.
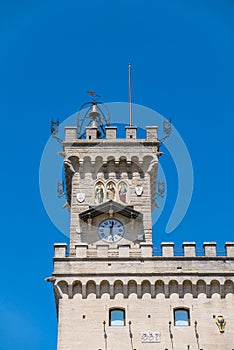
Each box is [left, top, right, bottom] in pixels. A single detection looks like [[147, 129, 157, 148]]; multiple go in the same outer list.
[[76, 226, 82, 234], [216, 315, 226, 333], [135, 185, 143, 196], [76, 193, 85, 203], [141, 331, 161, 343]]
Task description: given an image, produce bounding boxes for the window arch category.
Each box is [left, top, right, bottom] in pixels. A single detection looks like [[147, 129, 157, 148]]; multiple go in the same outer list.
[[174, 308, 190, 326], [109, 308, 125, 326], [106, 181, 116, 200], [118, 181, 128, 204], [95, 181, 105, 204]]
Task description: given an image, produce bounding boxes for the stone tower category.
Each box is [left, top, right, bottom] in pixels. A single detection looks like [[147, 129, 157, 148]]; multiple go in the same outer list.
[[48, 103, 234, 350]]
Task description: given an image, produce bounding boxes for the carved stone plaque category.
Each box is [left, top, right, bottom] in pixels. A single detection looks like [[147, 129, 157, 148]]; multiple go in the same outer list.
[[141, 332, 161, 343], [135, 185, 143, 196], [76, 193, 85, 203]]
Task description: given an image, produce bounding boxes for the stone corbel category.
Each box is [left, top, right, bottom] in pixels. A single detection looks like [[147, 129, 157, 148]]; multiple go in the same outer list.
[[156, 151, 164, 157]]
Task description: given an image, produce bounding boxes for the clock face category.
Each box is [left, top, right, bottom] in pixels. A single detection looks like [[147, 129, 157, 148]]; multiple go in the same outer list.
[[98, 219, 125, 243]]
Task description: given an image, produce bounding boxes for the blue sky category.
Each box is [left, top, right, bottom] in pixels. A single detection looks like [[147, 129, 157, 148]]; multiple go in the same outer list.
[[0, 1, 234, 349]]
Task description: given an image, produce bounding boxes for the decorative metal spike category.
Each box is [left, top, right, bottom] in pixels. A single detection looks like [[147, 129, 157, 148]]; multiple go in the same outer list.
[[158, 182, 165, 197], [160, 119, 172, 144], [154, 181, 166, 208], [51, 119, 63, 146], [51, 119, 59, 135], [57, 181, 64, 198]]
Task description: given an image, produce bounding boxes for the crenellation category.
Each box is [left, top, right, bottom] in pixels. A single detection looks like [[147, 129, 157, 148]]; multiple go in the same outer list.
[[75, 243, 88, 258], [85, 126, 98, 140], [64, 126, 77, 141], [225, 242, 234, 257], [96, 244, 109, 257], [63, 241, 234, 259], [118, 244, 130, 257], [183, 242, 196, 257], [204, 242, 217, 257], [161, 242, 174, 257], [146, 126, 158, 140], [140, 242, 153, 257], [54, 243, 67, 258], [125, 126, 137, 139]]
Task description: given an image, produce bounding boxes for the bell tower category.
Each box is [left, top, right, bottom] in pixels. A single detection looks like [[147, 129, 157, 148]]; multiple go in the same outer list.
[[51, 101, 161, 349], [63, 102, 160, 256]]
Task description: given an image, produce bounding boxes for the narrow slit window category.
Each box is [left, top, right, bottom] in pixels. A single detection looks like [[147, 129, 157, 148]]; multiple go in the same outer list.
[[109, 308, 125, 326], [174, 308, 190, 326]]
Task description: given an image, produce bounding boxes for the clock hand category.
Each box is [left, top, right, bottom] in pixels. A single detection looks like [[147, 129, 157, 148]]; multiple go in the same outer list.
[[110, 221, 114, 240]]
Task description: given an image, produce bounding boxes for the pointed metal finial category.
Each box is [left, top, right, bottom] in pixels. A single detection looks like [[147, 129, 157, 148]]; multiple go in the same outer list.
[[128, 62, 133, 126]]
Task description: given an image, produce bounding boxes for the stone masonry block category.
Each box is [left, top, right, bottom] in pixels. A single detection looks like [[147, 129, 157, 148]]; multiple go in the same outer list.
[[183, 242, 196, 257], [54, 243, 67, 258], [225, 242, 234, 257], [203, 242, 217, 257], [65, 127, 77, 141], [75, 243, 88, 258], [161, 242, 174, 257]]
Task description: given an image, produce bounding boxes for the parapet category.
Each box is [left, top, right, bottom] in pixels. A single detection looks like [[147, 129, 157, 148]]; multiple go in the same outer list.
[[64, 125, 159, 142], [161, 242, 234, 258], [54, 242, 234, 259]]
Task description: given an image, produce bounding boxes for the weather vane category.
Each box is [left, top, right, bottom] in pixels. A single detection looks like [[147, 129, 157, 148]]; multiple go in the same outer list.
[[86, 90, 101, 100]]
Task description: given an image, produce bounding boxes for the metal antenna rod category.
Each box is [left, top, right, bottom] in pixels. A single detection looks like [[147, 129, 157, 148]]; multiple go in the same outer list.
[[128, 62, 133, 126]]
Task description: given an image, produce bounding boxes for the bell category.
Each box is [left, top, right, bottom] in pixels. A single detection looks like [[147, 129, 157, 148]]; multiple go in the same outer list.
[[89, 103, 99, 119]]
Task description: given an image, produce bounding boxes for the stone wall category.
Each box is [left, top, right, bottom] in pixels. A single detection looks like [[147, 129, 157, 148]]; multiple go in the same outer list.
[[52, 242, 234, 349]]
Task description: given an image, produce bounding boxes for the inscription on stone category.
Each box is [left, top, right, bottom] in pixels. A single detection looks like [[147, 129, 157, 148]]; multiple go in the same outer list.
[[141, 331, 161, 343]]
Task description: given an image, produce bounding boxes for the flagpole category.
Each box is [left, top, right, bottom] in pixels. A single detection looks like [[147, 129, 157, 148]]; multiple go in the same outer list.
[[128, 62, 132, 126]]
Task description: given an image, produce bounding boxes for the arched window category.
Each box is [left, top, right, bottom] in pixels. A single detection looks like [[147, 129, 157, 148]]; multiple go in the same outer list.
[[109, 308, 125, 326], [174, 308, 190, 326]]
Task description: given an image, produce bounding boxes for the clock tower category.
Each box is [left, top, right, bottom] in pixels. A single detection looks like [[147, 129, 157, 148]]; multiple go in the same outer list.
[[63, 102, 160, 257], [52, 102, 161, 349]]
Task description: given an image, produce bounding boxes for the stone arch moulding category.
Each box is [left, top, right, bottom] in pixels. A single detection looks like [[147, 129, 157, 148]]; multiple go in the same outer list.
[[67, 155, 79, 172], [182, 280, 193, 298], [209, 280, 221, 298], [169, 280, 179, 297], [100, 280, 110, 298], [141, 280, 151, 298], [72, 281, 82, 298], [155, 280, 165, 297], [113, 280, 124, 298], [224, 279, 234, 296], [127, 280, 137, 297], [86, 280, 97, 298], [196, 279, 207, 297], [57, 280, 69, 298]]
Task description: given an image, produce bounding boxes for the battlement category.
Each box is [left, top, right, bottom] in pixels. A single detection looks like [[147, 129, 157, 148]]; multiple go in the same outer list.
[[54, 242, 234, 259], [64, 125, 158, 142]]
